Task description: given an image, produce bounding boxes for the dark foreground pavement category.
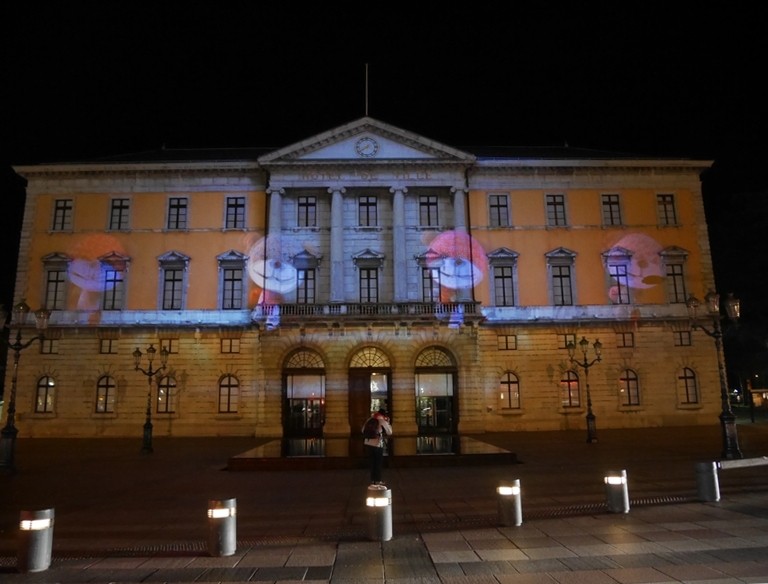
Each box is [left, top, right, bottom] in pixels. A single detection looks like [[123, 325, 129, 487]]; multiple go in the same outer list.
[[0, 421, 767, 583]]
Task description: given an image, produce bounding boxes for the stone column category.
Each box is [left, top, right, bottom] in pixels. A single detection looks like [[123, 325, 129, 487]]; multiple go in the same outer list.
[[267, 187, 284, 234], [329, 187, 346, 302], [451, 186, 467, 230], [390, 187, 408, 302]]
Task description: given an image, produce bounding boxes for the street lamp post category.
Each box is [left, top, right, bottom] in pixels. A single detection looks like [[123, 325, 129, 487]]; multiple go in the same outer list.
[[0, 301, 51, 472], [567, 336, 603, 443], [686, 289, 743, 460], [132, 344, 169, 454]]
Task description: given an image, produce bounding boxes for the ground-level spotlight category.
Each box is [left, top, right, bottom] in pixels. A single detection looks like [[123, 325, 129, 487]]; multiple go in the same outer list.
[[496, 480, 523, 526], [604, 470, 630, 513], [207, 498, 237, 557], [365, 485, 392, 541], [18, 508, 54, 573]]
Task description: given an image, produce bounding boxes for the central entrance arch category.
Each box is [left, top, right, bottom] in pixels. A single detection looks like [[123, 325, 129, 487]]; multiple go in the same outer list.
[[415, 346, 458, 435], [282, 349, 326, 439], [348, 346, 392, 437]]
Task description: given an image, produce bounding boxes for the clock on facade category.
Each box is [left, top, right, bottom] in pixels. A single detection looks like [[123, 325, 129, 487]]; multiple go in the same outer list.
[[354, 137, 379, 157]]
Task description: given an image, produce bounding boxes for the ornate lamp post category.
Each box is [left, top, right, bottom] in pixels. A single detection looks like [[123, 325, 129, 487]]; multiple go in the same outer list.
[[566, 336, 603, 443], [132, 344, 169, 454], [686, 289, 743, 460], [0, 301, 51, 472]]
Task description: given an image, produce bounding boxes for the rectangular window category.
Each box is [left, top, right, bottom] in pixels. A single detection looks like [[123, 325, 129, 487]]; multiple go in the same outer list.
[[359, 268, 379, 303], [95, 379, 116, 413], [296, 269, 316, 304], [493, 266, 515, 306], [358, 196, 378, 227], [559, 334, 576, 349], [497, 334, 517, 350], [167, 197, 188, 230], [674, 331, 692, 347], [419, 195, 438, 227], [666, 263, 687, 304], [160, 338, 179, 354], [499, 373, 520, 409], [35, 379, 55, 413], [222, 267, 244, 309], [99, 339, 118, 354], [608, 264, 631, 304], [620, 371, 640, 406], [422, 268, 440, 302], [162, 268, 184, 310], [297, 196, 317, 227], [546, 194, 567, 226], [601, 194, 622, 226], [489, 194, 510, 227], [102, 269, 125, 310], [219, 379, 239, 413], [40, 339, 59, 354], [552, 265, 573, 306], [561, 372, 580, 407], [109, 198, 130, 230], [52, 199, 73, 231], [616, 332, 634, 348], [221, 339, 241, 354], [225, 196, 246, 229], [45, 269, 67, 310], [657, 194, 677, 226]]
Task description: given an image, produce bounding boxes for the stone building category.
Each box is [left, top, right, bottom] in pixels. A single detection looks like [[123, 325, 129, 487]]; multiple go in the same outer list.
[[7, 117, 720, 442]]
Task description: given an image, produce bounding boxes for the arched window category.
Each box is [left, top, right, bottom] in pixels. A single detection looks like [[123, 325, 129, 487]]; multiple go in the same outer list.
[[620, 369, 640, 406], [219, 374, 239, 413], [35, 376, 55, 413], [561, 370, 580, 407], [157, 376, 177, 413], [96, 375, 117, 413], [499, 372, 520, 409], [415, 347, 457, 434], [678, 367, 698, 404]]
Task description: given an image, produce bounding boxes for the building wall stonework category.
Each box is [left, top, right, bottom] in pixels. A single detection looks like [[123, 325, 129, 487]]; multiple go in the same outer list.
[[7, 118, 724, 442]]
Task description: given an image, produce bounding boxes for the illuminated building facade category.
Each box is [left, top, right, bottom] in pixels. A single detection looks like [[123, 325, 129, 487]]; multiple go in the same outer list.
[[8, 117, 721, 440]]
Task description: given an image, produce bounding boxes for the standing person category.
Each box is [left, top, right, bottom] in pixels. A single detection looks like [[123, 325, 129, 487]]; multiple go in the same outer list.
[[363, 408, 392, 487]]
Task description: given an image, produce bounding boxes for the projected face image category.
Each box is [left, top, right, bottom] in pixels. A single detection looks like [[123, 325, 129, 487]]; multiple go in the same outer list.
[[425, 230, 487, 291], [247, 235, 298, 301], [609, 233, 664, 289], [67, 234, 127, 310]]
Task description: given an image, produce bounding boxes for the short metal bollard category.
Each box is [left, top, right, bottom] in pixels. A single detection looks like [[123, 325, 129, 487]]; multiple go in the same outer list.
[[604, 470, 630, 513], [496, 480, 523, 526], [695, 461, 721, 502], [207, 498, 237, 557], [18, 508, 54, 573], [366, 485, 392, 541]]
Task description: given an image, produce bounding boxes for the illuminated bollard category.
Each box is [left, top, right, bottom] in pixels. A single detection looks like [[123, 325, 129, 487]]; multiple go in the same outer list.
[[366, 486, 392, 541], [604, 470, 630, 514], [207, 498, 237, 557], [695, 461, 720, 502], [18, 508, 54, 573], [496, 480, 523, 526]]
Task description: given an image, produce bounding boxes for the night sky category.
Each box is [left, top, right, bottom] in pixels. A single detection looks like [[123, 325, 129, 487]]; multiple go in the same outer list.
[[2, 4, 767, 377]]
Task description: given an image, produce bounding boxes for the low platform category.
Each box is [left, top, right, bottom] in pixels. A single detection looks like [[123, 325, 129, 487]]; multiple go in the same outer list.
[[227, 435, 517, 470]]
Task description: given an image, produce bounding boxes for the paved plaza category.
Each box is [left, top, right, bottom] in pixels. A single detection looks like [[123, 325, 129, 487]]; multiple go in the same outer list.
[[0, 418, 766, 583]]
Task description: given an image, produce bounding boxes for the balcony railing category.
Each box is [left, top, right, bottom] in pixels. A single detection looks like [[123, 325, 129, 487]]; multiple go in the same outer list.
[[251, 301, 481, 322]]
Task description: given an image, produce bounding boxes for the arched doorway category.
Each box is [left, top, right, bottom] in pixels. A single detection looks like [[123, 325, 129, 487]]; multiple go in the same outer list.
[[415, 346, 457, 435], [282, 349, 326, 438], [348, 346, 392, 436]]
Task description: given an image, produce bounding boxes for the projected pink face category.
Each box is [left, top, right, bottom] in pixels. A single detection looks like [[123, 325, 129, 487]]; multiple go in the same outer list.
[[247, 235, 298, 301], [425, 231, 487, 291], [67, 234, 127, 310], [610, 233, 664, 289]]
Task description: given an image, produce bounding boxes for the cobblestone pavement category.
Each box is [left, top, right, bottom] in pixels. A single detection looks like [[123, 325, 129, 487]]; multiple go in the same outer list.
[[0, 420, 766, 583]]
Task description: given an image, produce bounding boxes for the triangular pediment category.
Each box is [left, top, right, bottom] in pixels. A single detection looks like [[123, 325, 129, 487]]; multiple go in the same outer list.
[[259, 117, 475, 165]]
